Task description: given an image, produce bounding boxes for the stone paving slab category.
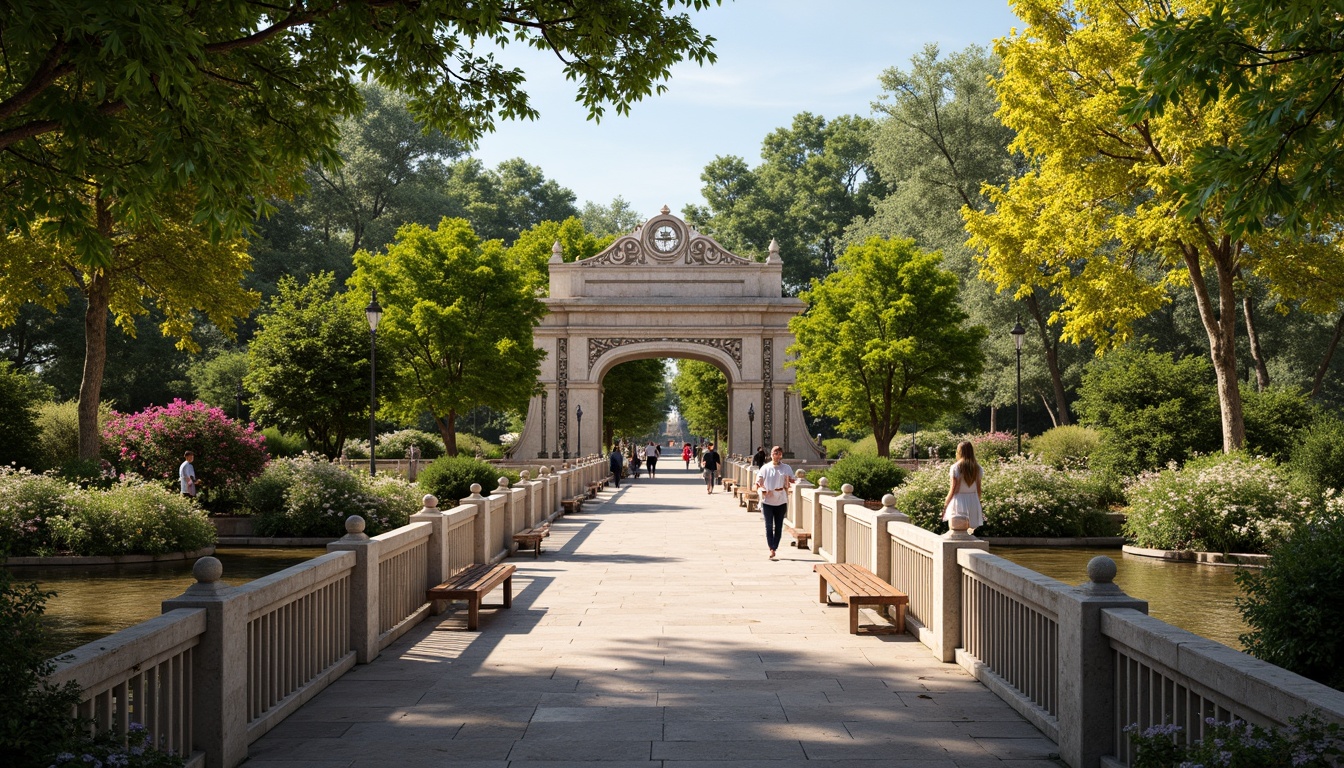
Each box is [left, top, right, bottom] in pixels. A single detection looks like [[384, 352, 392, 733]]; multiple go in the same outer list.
[[247, 466, 1064, 767]]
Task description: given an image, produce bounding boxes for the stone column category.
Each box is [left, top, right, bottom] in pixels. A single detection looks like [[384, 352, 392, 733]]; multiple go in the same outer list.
[[809, 477, 837, 554], [410, 495, 446, 609], [460, 484, 489, 564], [162, 557, 248, 768], [326, 516, 380, 663], [1056, 556, 1148, 768], [789, 470, 814, 529], [829, 483, 864, 564], [926, 515, 988, 662]]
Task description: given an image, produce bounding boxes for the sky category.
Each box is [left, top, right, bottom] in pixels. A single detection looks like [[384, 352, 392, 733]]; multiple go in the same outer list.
[[472, 0, 1025, 220]]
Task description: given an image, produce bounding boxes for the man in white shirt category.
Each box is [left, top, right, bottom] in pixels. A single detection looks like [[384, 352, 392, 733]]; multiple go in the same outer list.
[[754, 446, 795, 560], [179, 451, 198, 498]]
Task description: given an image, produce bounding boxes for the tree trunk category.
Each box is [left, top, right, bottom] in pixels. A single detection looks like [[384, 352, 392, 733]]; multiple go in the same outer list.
[[1310, 308, 1344, 398], [435, 410, 459, 457], [1242, 292, 1270, 391], [989, 405, 996, 433], [1025, 291, 1071, 425], [1182, 239, 1245, 451], [1039, 391, 1059, 428], [77, 197, 115, 462]]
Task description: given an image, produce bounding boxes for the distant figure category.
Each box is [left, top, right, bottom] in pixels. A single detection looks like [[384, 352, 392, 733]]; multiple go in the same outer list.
[[755, 446, 795, 560], [752, 446, 767, 468], [645, 441, 659, 478], [608, 444, 625, 488], [942, 441, 984, 531], [700, 442, 722, 494], [634, 445, 645, 479], [682, 442, 693, 469], [179, 450, 198, 498]]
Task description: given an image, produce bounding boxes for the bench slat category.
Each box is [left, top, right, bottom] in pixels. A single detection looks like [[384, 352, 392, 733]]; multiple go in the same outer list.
[[814, 563, 908, 634]]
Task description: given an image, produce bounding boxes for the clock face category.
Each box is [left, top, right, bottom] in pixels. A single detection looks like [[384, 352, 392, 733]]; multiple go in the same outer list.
[[652, 224, 680, 252]]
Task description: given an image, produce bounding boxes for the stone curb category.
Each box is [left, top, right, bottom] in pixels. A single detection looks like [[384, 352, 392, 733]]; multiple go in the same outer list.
[[1122, 544, 1269, 568], [215, 536, 338, 547], [986, 536, 1126, 547], [6, 546, 216, 567]]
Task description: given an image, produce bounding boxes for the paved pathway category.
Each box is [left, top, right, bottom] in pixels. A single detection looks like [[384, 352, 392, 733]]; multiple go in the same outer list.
[[249, 464, 1062, 767]]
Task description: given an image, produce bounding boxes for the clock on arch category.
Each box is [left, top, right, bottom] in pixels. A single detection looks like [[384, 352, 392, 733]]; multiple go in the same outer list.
[[651, 223, 681, 253]]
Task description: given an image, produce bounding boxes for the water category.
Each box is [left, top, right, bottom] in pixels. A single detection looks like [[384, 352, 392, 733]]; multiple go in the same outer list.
[[993, 546, 1250, 650], [9, 547, 326, 656]]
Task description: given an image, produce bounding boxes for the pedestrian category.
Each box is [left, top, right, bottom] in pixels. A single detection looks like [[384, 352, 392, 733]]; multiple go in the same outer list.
[[645, 440, 659, 478], [942, 440, 984, 531], [682, 442, 693, 470], [633, 444, 644, 479], [752, 445, 767, 468], [179, 450, 198, 499], [699, 442, 722, 494], [755, 446, 795, 560], [608, 443, 625, 488]]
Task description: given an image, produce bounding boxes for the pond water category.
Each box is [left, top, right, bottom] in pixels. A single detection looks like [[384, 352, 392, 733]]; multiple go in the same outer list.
[[10, 547, 327, 656], [993, 546, 1250, 650]]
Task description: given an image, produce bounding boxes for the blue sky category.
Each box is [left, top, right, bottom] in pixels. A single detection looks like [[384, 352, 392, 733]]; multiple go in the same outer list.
[[472, 0, 1024, 219]]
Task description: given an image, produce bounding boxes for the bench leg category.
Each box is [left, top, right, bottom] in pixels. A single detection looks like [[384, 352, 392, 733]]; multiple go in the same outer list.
[[533, 539, 540, 559], [849, 602, 860, 635], [818, 574, 828, 604], [468, 595, 480, 631], [503, 575, 513, 609]]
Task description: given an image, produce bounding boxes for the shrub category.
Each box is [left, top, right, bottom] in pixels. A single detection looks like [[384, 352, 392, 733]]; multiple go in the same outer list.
[[378, 429, 446, 459], [822, 438, 853, 460], [1122, 456, 1311, 553], [1242, 384, 1318, 463], [45, 724, 186, 768], [0, 468, 71, 556], [246, 455, 415, 537], [417, 456, 520, 504], [848, 434, 880, 455], [966, 431, 1017, 461], [45, 477, 217, 556], [822, 454, 907, 501], [1030, 424, 1102, 468], [891, 429, 959, 460], [1236, 502, 1344, 691], [1127, 715, 1343, 767], [102, 400, 269, 500], [35, 401, 114, 474], [261, 427, 306, 458], [0, 361, 47, 471], [1075, 346, 1220, 476], [341, 438, 370, 459], [0, 569, 83, 766], [455, 433, 504, 459], [1289, 415, 1344, 496], [892, 457, 1108, 537]]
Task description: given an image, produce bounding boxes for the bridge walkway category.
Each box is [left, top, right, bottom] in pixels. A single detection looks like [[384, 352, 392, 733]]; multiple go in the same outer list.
[[247, 464, 1062, 767]]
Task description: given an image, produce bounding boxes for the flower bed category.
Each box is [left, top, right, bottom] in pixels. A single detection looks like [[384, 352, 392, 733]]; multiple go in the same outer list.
[[246, 454, 419, 537]]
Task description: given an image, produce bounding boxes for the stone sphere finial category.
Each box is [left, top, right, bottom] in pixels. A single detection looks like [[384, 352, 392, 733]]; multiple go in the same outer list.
[[498, 476, 510, 490], [421, 494, 439, 510], [949, 513, 970, 533], [520, 469, 530, 480], [1087, 556, 1118, 584], [469, 483, 482, 495], [818, 477, 830, 489], [193, 556, 223, 584], [882, 493, 897, 508], [841, 483, 855, 496], [563, 462, 570, 469], [796, 469, 808, 481], [345, 515, 366, 535]]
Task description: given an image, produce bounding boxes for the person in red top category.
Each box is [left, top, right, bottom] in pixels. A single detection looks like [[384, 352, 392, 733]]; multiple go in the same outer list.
[[681, 442, 692, 469]]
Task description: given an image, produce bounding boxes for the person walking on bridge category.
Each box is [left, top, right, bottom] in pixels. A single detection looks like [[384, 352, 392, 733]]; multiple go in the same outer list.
[[755, 446, 795, 560], [645, 440, 659, 478], [681, 442, 693, 469], [699, 442, 721, 494], [608, 443, 625, 488]]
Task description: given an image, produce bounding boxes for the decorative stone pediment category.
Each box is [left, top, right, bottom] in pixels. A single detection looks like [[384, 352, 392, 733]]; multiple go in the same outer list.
[[579, 206, 755, 267]]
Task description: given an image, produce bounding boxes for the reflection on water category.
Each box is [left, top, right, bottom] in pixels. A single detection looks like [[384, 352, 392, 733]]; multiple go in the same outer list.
[[993, 546, 1249, 650], [9, 547, 326, 656]]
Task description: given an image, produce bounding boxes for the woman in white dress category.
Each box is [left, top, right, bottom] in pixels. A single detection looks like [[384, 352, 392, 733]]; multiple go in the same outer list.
[[942, 441, 984, 531]]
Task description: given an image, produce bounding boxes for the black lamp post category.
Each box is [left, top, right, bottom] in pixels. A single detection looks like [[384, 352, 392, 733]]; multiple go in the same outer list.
[[365, 290, 383, 476], [747, 402, 755, 455], [576, 404, 584, 458], [1011, 318, 1026, 455]]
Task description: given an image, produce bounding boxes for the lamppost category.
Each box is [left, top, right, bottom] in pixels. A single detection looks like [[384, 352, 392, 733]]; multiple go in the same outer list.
[[575, 404, 584, 458], [1011, 318, 1026, 455], [365, 290, 383, 476], [747, 402, 755, 455]]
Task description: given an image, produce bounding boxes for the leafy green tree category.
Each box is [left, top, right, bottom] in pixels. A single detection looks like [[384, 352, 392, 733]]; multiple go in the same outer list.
[[0, 0, 721, 268], [580, 196, 645, 237], [444, 158, 579, 244], [246, 273, 370, 458], [505, 218, 610, 293], [673, 360, 728, 440], [187, 350, 250, 416], [602, 359, 669, 446], [788, 237, 986, 457], [686, 112, 886, 293], [1074, 345, 1221, 476], [0, 362, 48, 470], [351, 218, 546, 455], [1130, 0, 1344, 238], [1241, 385, 1318, 464]]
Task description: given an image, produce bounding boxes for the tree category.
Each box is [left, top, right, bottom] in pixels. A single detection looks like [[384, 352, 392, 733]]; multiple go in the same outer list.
[[0, 362, 48, 470], [246, 273, 371, 459], [351, 218, 546, 455], [505, 217, 610, 293], [0, 0, 721, 268], [187, 350, 250, 416], [580, 196, 645, 237], [788, 237, 986, 457], [0, 201, 258, 460], [685, 112, 887, 293], [602, 359, 669, 446], [444, 158, 579, 244], [673, 360, 729, 440], [962, 0, 1344, 454], [1130, 0, 1344, 238]]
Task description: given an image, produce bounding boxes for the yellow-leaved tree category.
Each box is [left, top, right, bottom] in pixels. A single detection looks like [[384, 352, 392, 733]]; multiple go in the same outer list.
[[964, 0, 1344, 452]]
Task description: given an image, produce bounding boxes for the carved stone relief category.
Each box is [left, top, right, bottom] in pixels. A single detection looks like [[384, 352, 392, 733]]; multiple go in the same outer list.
[[588, 337, 743, 373]]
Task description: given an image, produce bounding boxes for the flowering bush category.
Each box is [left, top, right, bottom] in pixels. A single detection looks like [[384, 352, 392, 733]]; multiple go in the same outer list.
[[46, 723, 185, 768], [0, 468, 215, 557], [376, 429, 446, 459], [889, 429, 959, 459], [1126, 715, 1343, 768], [966, 431, 1018, 461], [246, 454, 417, 537], [102, 400, 269, 500], [892, 457, 1109, 537], [1123, 456, 1312, 554]]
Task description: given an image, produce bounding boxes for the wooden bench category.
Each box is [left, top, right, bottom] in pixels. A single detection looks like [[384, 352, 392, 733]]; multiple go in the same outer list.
[[561, 496, 583, 515], [587, 481, 603, 498], [745, 490, 759, 513], [814, 563, 908, 635], [426, 563, 516, 630], [512, 522, 551, 559], [785, 525, 811, 548]]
